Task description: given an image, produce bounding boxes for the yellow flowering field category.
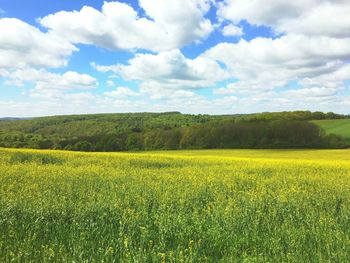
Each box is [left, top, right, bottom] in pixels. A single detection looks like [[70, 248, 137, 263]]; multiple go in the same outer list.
[[1, 148, 350, 262]]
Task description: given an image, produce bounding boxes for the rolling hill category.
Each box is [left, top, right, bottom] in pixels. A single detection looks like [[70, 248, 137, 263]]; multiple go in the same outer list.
[[0, 111, 348, 151], [313, 119, 350, 144]]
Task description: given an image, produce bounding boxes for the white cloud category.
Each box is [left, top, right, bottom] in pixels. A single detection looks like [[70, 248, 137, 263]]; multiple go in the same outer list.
[[1, 1, 350, 116], [3, 68, 97, 100], [282, 87, 339, 99], [222, 24, 243, 36], [218, 0, 350, 38], [205, 35, 350, 96], [0, 96, 97, 117], [0, 18, 77, 69], [283, 3, 350, 38], [218, 0, 314, 26], [39, 0, 213, 52], [298, 64, 350, 89], [211, 0, 350, 113], [106, 80, 115, 88], [91, 62, 120, 73], [120, 49, 227, 84], [7, 69, 97, 90], [94, 47, 230, 100], [206, 36, 350, 70], [140, 83, 198, 100], [104, 87, 139, 98], [94, 49, 228, 93]]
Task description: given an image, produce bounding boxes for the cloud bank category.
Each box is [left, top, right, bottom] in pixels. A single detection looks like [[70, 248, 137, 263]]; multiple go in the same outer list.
[[0, 0, 349, 116]]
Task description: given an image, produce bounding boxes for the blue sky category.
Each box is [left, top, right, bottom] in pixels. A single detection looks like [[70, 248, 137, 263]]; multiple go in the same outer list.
[[0, 0, 349, 117]]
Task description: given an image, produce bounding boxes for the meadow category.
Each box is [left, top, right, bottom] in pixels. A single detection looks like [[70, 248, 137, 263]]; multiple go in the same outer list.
[[1, 148, 350, 262], [313, 119, 350, 144]]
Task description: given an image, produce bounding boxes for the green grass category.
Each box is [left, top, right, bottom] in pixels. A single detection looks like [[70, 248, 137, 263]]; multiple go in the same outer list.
[[313, 119, 350, 143], [1, 148, 350, 262]]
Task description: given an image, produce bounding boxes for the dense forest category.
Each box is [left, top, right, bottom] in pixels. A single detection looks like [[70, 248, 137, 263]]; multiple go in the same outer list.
[[0, 111, 348, 151]]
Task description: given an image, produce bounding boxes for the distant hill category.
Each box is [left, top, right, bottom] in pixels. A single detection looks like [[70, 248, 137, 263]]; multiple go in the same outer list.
[[313, 119, 350, 144], [0, 111, 348, 151], [0, 112, 230, 137], [0, 117, 30, 121]]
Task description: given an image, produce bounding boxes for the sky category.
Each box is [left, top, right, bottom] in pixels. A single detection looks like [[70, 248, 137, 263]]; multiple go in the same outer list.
[[0, 0, 349, 117]]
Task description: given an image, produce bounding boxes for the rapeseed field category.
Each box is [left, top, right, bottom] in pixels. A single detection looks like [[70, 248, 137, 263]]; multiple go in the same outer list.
[[0, 148, 350, 262]]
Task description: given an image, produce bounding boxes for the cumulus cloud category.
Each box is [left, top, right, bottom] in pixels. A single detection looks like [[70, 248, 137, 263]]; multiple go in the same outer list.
[[6, 69, 97, 90], [205, 34, 350, 97], [94, 49, 229, 100], [298, 64, 350, 89], [222, 24, 243, 37], [0, 18, 76, 69], [1, 0, 350, 116], [218, 0, 350, 38], [3, 68, 97, 100], [106, 80, 115, 88], [104, 87, 139, 98], [0, 96, 99, 117], [94, 49, 228, 91], [209, 0, 350, 112], [140, 83, 198, 100], [39, 0, 213, 52], [282, 87, 339, 99]]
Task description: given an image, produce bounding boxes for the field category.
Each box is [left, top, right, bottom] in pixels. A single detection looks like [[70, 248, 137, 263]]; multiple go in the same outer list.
[[1, 148, 350, 262], [314, 119, 350, 144]]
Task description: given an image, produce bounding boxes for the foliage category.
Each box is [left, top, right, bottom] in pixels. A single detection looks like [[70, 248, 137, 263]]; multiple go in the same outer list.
[[0, 111, 348, 151], [1, 148, 350, 262], [237, 110, 346, 122]]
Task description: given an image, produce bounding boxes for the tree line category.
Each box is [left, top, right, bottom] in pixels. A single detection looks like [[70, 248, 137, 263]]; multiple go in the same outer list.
[[0, 119, 347, 151]]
